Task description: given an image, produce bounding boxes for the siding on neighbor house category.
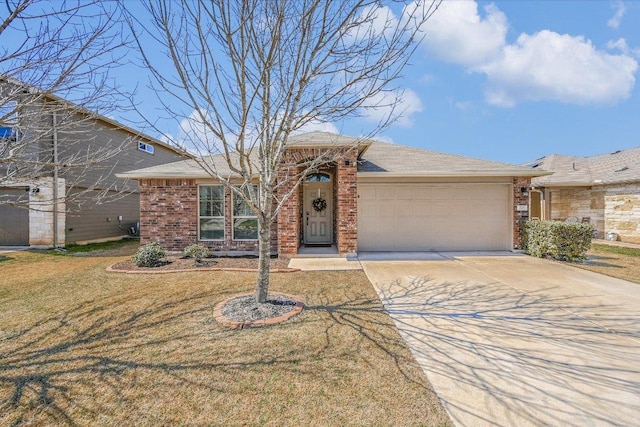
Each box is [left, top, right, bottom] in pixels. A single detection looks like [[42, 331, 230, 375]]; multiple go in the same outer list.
[[56, 120, 185, 243], [56, 116, 183, 191], [65, 190, 140, 243], [604, 182, 640, 243], [0, 188, 29, 245]]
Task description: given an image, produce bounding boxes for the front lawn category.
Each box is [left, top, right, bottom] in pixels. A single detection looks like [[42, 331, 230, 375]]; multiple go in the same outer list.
[[0, 250, 450, 426], [575, 243, 640, 284]]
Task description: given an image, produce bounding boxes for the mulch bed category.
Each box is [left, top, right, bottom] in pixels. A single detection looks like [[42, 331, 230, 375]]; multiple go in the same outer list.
[[214, 292, 304, 329], [109, 255, 294, 273]]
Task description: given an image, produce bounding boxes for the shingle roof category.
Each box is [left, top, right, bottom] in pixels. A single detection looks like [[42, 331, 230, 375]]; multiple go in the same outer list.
[[529, 146, 640, 187], [358, 140, 543, 177], [117, 132, 547, 179]]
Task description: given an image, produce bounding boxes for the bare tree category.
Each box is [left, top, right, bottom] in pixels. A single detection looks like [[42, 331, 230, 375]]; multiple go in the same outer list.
[[0, 0, 136, 246], [129, 0, 440, 302]]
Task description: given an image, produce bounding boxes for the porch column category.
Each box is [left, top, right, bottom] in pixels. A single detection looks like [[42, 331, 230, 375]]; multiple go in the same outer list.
[[513, 176, 531, 249], [336, 152, 358, 255], [277, 162, 301, 255]]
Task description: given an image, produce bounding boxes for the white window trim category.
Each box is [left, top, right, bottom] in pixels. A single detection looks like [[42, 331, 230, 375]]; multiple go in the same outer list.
[[232, 185, 259, 241], [198, 184, 225, 241], [138, 141, 155, 154]]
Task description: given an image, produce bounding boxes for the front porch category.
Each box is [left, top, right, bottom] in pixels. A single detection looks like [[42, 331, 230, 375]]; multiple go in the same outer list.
[[276, 147, 359, 256]]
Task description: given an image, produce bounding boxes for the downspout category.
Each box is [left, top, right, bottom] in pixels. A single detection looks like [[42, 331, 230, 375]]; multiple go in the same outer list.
[[52, 110, 59, 248]]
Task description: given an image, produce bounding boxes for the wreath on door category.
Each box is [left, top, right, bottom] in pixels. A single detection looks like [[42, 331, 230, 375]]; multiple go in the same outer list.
[[312, 197, 327, 212]]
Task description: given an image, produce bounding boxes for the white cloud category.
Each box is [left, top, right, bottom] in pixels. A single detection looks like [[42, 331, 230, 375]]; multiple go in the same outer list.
[[607, 37, 640, 59], [607, 37, 630, 54], [608, 0, 627, 29], [294, 119, 339, 135], [418, 1, 507, 67], [347, 4, 399, 44], [478, 31, 638, 107], [360, 88, 423, 127], [455, 101, 474, 111], [417, 1, 638, 107], [175, 109, 223, 154]]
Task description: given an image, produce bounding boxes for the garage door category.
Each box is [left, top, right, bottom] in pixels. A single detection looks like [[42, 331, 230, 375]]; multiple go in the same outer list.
[[0, 188, 29, 245], [358, 183, 510, 251]]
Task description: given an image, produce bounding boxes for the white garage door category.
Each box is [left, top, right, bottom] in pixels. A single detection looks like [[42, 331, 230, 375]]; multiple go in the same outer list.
[[358, 183, 511, 251]]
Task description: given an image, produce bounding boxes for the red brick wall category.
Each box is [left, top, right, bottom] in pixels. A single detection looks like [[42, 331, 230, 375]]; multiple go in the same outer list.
[[277, 148, 359, 255], [140, 179, 277, 253], [513, 177, 531, 249], [140, 179, 198, 251], [277, 161, 302, 255], [336, 152, 358, 254]]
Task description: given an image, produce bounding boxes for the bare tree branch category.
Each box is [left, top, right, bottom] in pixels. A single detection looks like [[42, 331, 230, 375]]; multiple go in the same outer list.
[[0, 0, 138, 214], [127, 0, 442, 302]]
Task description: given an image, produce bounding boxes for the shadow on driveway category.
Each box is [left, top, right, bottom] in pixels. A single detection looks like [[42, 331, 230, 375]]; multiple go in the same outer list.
[[362, 256, 640, 427]]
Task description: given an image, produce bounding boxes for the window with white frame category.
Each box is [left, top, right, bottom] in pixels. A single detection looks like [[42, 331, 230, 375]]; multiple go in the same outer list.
[[199, 185, 224, 240], [233, 186, 258, 240], [138, 141, 155, 154]]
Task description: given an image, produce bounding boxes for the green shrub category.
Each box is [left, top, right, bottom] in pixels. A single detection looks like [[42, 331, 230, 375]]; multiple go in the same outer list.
[[131, 242, 166, 267], [523, 220, 593, 262], [183, 243, 211, 265]]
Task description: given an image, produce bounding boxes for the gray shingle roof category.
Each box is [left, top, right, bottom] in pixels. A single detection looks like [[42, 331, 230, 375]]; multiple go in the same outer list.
[[118, 132, 547, 179], [529, 146, 640, 187], [358, 140, 543, 176]]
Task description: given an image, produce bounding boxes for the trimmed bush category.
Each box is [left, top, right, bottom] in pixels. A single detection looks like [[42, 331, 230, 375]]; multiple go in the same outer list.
[[183, 243, 211, 265], [132, 242, 167, 267], [523, 220, 593, 262]]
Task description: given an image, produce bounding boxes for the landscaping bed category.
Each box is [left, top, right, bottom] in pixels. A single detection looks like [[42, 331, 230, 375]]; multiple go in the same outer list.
[[110, 254, 293, 272]]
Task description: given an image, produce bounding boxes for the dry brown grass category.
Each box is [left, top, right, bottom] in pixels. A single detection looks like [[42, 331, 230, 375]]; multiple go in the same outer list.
[[573, 243, 640, 284], [0, 250, 451, 426]]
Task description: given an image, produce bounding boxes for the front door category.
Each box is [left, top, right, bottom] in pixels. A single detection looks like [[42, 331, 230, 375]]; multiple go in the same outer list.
[[303, 175, 333, 245]]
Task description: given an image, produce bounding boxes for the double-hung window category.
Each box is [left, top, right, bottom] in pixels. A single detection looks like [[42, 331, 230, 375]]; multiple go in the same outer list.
[[233, 186, 258, 240], [199, 185, 224, 240]]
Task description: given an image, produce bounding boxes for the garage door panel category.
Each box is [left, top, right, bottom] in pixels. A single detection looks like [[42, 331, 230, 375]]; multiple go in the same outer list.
[[0, 189, 29, 245], [358, 183, 510, 251]]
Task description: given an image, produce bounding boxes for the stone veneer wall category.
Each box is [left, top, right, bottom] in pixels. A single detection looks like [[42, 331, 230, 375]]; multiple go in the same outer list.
[[548, 187, 605, 233], [139, 178, 278, 253], [28, 177, 66, 247], [513, 177, 531, 249], [604, 182, 640, 243]]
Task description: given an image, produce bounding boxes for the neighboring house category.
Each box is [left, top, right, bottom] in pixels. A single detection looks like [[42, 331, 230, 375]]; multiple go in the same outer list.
[[118, 132, 547, 256], [0, 79, 187, 247], [527, 146, 640, 243]]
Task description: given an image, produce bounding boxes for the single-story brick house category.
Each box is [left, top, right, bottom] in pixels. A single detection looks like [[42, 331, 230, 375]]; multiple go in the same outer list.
[[118, 132, 548, 256], [527, 146, 640, 243]]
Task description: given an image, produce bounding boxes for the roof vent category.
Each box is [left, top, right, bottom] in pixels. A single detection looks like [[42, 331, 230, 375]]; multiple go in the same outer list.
[[615, 166, 629, 172], [611, 150, 622, 155]]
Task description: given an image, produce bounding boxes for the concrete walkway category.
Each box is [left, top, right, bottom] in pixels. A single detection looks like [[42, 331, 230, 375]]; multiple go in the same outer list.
[[360, 252, 640, 427]]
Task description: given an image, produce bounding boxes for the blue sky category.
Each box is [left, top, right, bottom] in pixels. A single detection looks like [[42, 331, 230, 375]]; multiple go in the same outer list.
[[114, 1, 640, 165], [376, 0, 640, 164]]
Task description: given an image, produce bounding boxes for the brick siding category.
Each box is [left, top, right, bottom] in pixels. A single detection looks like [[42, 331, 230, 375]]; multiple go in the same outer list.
[[140, 179, 198, 251], [513, 177, 531, 249], [140, 179, 277, 253]]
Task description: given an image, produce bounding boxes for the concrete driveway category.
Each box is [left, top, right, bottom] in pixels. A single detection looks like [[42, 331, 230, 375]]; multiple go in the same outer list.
[[359, 252, 640, 427]]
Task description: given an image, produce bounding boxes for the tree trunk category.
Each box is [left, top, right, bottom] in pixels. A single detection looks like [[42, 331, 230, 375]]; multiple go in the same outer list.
[[255, 217, 271, 303]]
